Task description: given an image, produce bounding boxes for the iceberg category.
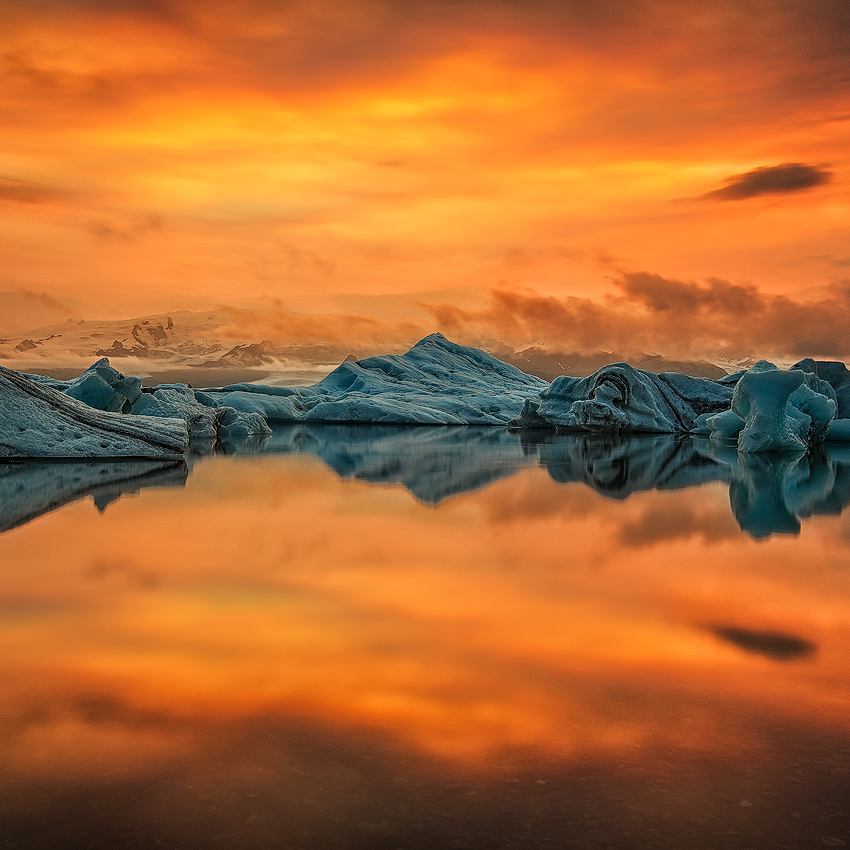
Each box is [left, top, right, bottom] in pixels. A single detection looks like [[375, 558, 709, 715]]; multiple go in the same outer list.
[[63, 358, 143, 412], [4, 339, 848, 458], [20, 359, 271, 455], [511, 357, 850, 454], [701, 361, 843, 453], [0, 365, 188, 458], [196, 333, 547, 425], [792, 358, 850, 418], [510, 363, 733, 433], [131, 385, 270, 454]]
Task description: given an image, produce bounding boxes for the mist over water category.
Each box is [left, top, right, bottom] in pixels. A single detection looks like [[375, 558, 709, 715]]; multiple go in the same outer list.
[[1, 428, 849, 848]]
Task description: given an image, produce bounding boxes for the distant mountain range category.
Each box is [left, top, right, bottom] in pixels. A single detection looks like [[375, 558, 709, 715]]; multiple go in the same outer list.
[[0, 294, 728, 380]]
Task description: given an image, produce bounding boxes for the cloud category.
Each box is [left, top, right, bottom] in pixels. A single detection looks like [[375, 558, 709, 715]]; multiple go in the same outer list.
[[217, 301, 425, 350], [703, 163, 832, 201], [426, 272, 850, 359], [87, 213, 165, 242], [0, 175, 67, 204], [707, 625, 816, 661]]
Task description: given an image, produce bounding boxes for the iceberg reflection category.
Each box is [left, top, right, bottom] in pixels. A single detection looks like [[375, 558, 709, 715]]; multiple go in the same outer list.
[[0, 459, 188, 533], [1, 426, 848, 539]]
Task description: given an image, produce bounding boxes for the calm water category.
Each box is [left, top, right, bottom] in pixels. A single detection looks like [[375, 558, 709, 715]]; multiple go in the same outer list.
[[1, 427, 849, 849]]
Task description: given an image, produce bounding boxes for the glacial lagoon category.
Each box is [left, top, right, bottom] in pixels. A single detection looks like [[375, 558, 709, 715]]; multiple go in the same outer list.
[[1, 427, 848, 848]]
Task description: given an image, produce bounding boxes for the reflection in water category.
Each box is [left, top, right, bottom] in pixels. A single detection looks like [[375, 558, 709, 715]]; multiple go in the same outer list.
[[0, 459, 188, 533], [0, 433, 849, 849], [2, 426, 849, 540], [263, 424, 529, 503]]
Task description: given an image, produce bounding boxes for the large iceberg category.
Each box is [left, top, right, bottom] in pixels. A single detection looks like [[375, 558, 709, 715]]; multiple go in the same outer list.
[[21, 358, 270, 454], [509, 357, 850, 454], [196, 333, 547, 425], [0, 365, 188, 458], [510, 363, 733, 433], [697, 361, 849, 453]]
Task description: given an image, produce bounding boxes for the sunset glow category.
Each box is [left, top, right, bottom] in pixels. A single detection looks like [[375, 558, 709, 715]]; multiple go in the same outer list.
[[2, 0, 849, 357]]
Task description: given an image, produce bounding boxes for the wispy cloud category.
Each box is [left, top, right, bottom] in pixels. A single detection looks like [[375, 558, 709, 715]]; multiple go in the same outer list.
[[702, 163, 832, 201], [0, 175, 69, 204]]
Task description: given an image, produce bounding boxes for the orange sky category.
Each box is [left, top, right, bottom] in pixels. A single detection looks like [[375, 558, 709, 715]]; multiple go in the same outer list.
[[1, 0, 849, 355]]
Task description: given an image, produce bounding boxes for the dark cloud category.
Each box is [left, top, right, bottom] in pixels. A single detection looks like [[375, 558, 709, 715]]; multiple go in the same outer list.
[[0, 175, 67, 204], [427, 272, 850, 359], [708, 625, 816, 661], [703, 163, 832, 201], [3, 0, 850, 127]]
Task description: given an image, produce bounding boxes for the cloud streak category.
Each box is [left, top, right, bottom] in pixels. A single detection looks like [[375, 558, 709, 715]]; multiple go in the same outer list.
[[428, 272, 850, 360], [703, 163, 832, 201], [0, 175, 68, 204]]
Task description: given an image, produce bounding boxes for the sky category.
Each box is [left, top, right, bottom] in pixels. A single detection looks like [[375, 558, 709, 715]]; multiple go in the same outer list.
[[1, 0, 849, 358]]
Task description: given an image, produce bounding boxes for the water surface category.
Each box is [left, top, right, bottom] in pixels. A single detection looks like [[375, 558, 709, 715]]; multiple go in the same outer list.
[[1, 428, 848, 848]]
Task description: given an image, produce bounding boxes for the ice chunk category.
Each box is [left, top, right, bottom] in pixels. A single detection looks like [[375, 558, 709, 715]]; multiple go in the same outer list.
[[792, 358, 850, 418], [699, 409, 745, 441], [510, 363, 732, 433], [0, 365, 188, 457], [196, 334, 547, 425], [133, 385, 270, 453], [730, 362, 837, 453], [132, 386, 219, 451], [63, 357, 143, 412]]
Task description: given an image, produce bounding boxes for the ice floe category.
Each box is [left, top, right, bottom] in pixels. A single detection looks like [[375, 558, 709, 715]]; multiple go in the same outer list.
[[0, 365, 188, 458]]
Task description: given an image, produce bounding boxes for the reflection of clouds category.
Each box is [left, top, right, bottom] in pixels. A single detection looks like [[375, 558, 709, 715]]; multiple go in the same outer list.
[[87, 558, 159, 590], [617, 500, 740, 547], [0, 444, 849, 844], [707, 625, 816, 661], [0, 673, 849, 849]]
